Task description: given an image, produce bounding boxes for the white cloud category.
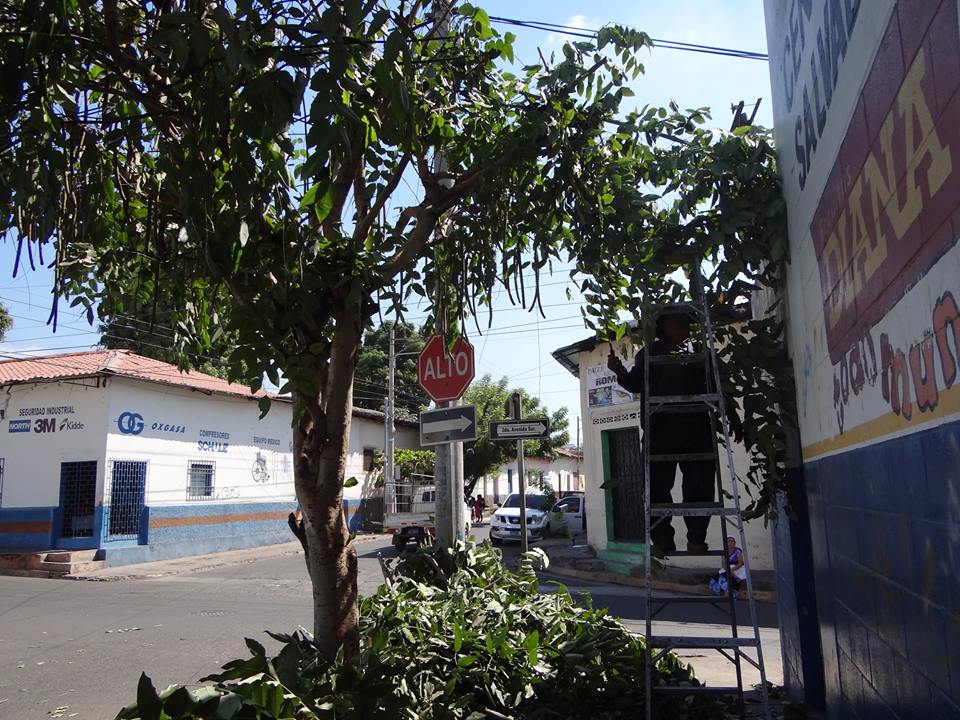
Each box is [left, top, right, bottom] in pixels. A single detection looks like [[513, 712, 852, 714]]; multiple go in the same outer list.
[[548, 14, 593, 44]]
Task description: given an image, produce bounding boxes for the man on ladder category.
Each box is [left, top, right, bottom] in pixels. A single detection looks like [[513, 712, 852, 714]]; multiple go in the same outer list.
[[607, 310, 743, 557]]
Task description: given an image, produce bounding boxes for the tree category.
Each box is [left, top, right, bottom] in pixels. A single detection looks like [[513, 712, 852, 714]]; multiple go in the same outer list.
[[1, 0, 654, 660], [462, 375, 569, 495], [1, 0, 786, 661], [353, 322, 427, 417], [0, 303, 10, 341]]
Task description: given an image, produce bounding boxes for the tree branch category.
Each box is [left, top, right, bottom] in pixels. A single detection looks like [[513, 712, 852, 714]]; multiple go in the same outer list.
[[353, 153, 410, 243]]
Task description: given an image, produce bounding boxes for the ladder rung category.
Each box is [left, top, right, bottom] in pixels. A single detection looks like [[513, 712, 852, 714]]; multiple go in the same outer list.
[[647, 352, 709, 365], [647, 393, 721, 406], [650, 502, 737, 516], [648, 636, 759, 649], [651, 594, 734, 603], [649, 452, 715, 462], [652, 685, 742, 695]]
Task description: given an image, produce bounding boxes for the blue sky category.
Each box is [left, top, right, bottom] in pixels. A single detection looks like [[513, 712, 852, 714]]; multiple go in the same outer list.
[[0, 1, 772, 441]]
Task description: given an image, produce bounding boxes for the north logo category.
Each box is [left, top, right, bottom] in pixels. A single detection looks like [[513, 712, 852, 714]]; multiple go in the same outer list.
[[117, 411, 144, 435], [8, 419, 30, 433]]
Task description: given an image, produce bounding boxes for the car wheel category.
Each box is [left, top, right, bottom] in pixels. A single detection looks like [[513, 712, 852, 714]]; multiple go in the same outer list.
[[491, 536, 502, 546]]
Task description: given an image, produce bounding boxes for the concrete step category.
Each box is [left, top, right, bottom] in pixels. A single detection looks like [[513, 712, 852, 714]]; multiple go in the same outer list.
[[598, 557, 641, 576], [44, 550, 100, 563], [38, 560, 106, 576], [597, 548, 646, 567]]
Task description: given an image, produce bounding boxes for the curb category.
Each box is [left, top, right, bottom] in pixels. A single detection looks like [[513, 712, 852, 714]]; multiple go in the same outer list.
[[544, 561, 777, 603]]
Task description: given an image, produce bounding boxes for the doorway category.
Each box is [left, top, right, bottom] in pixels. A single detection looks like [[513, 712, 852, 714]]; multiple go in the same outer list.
[[603, 427, 645, 542]]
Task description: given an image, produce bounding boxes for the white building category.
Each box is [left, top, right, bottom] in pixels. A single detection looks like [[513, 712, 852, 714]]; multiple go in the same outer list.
[[552, 332, 774, 572], [0, 350, 417, 564], [480, 447, 584, 504]]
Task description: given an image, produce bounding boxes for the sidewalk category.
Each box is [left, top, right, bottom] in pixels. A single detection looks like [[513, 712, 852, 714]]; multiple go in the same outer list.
[[66, 533, 391, 581], [532, 536, 778, 602]]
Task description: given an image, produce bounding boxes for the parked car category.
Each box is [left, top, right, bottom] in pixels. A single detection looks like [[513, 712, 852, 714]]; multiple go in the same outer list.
[[551, 494, 586, 535], [489, 492, 555, 544]]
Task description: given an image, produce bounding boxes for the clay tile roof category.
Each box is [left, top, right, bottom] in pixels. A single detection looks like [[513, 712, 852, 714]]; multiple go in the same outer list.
[[0, 349, 275, 400]]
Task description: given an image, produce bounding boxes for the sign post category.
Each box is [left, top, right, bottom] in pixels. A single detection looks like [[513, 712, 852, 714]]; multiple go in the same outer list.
[[418, 335, 475, 549]]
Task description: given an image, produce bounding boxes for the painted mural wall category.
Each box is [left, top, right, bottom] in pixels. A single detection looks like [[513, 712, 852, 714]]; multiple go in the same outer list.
[[764, 0, 960, 715]]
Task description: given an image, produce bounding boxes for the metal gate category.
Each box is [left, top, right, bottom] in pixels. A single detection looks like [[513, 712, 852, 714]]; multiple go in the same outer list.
[[105, 460, 147, 541], [607, 428, 645, 541], [59, 461, 97, 539]]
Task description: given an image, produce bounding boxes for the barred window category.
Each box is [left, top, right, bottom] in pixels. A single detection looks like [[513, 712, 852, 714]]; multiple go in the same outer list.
[[362, 447, 375, 472], [187, 461, 215, 500]]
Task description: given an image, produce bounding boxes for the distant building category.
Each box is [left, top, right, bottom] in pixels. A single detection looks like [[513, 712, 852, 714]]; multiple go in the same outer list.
[[481, 446, 584, 504], [0, 350, 417, 564], [551, 329, 775, 572]]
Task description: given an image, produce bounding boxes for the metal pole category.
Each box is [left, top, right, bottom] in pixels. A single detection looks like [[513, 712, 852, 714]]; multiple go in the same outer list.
[[383, 397, 392, 514], [517, 438, 528, 554], [431, 0, 457, 550], [387, 326, 396, 492]]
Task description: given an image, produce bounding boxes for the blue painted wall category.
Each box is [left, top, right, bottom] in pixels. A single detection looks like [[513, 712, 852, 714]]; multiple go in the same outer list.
[[2, 498, 377, 565], [804, 420, 960, 718], [105, 501, 294, 565], [772, 469, 825, 708], [0, 507, 56, 549]]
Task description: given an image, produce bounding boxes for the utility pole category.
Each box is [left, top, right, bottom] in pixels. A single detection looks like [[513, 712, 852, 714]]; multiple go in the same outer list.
[[504, 392, 528, 553], [430, 0, 464, 549], [385, 326, 396, 494]]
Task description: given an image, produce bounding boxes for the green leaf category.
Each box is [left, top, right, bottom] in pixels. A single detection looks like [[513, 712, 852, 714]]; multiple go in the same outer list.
[[300, 180, 335, 223], [524, 630, 539, 665], [344, 477, 359, 488], [136, 673, 163, 720]]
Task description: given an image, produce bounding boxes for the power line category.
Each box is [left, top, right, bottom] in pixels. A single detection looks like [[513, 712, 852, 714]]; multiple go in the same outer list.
[[488, 16, 768, 61]]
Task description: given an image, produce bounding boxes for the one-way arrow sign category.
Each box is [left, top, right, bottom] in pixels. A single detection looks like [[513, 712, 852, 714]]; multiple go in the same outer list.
[[489, 419, 550, 441], [420, 405, 477, 446]]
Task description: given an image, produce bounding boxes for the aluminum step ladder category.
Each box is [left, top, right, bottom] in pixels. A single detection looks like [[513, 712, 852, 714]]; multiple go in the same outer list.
[[642, 259, 772, 720]]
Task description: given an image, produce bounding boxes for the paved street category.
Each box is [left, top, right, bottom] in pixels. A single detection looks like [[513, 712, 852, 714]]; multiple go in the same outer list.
[[0, 533, 781, 719]]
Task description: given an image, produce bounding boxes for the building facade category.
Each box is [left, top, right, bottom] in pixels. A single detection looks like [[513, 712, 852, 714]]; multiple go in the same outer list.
[[551, 336, 776, 572], [0, 351, 417, 564], [763, 0, 960, 715], [481, 447, 584, 505]]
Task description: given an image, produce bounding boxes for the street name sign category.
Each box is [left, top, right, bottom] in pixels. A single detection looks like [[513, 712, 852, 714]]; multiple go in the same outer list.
[[489, 419, 550, 441], [417, 335, 475, 402], [420, 405, 477, 446]]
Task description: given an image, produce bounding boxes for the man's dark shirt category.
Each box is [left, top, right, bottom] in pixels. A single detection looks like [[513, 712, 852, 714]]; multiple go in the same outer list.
[[617, 340, 713, 452]]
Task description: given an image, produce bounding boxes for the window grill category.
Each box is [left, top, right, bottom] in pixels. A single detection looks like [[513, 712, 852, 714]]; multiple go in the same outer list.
[[0, 458, 4, 507], [105, 460, 147, 540], [188, 461, 215, 500], [362, 447, 375, 472], [60, 461, 97, 539]]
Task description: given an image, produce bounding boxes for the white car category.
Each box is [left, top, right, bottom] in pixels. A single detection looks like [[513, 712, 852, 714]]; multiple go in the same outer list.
[[489, 492, 555, 544]]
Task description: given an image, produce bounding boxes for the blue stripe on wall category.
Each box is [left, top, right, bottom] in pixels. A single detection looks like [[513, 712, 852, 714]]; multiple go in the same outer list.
[[803, 419, 960, 719]]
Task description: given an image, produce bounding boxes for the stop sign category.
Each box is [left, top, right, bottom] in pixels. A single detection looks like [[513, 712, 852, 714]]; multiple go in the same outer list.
[[418, 335, 475, 402]]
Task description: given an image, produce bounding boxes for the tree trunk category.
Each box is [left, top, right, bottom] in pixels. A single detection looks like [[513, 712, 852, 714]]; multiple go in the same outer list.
[[292, 309, 362, 662]]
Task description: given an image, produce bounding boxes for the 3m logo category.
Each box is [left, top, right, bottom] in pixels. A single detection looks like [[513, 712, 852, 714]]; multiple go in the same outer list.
[[8, 419, 30, 433], [33, 418, 56, 433]]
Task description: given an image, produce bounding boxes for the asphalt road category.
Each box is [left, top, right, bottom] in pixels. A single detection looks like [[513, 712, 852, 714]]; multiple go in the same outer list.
[[0, 532, 781, 719]]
